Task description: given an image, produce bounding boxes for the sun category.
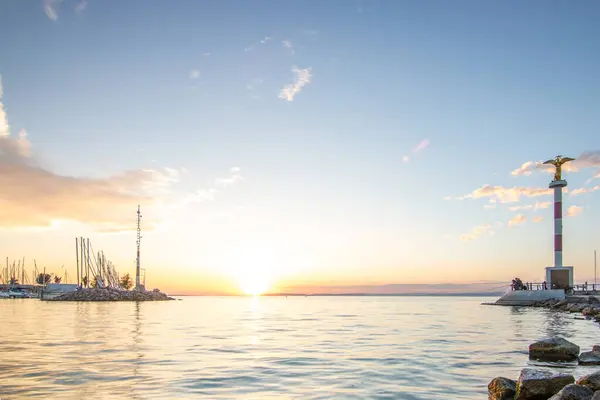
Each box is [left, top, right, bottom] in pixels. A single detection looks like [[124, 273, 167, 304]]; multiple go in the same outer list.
[[239, 274, 270, 296], [229, 243, 277, 296]]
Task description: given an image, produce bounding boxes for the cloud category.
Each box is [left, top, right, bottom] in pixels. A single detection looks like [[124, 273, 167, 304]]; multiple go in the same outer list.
[[278, 66, 312, 102], [459, 224, 494, 241], [180, 167, 243, 207], [0, 74, 181, 231], [508, 214, 526, 227], [511, 151, 600, 177], [532, 216, 544, 223], [566, 205, 583, 217], [260, 36, 273, 44], [403, 139, 431, 163], [412, 139, 430, 153], [189, 70, 200, 79], [75, 0, 87, 13], [282, 40, 295, 54], [202, 52, 211, 57], [570, 185, 600, 196], [43, 0, 61, 21], [215, 167, 243, 187], [457, 184, 552, 203], [508, 201, 552, 211], [483, 204, 497, 210]]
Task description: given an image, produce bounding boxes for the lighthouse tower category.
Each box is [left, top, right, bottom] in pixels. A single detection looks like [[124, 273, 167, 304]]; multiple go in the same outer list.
[[544, 155, 575, 290]]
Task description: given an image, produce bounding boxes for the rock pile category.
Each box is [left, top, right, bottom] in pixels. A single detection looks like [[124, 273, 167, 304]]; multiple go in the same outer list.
[[489, 337, 600, 399], [530, 297, 600, 323], [48, 287, 175, 302]]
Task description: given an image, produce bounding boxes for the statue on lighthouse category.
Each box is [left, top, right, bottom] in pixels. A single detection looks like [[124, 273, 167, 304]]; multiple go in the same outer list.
[[543, 155, 575, 182]]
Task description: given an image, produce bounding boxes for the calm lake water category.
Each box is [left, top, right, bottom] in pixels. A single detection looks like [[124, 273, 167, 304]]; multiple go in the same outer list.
[[1, 296, 599, 399]]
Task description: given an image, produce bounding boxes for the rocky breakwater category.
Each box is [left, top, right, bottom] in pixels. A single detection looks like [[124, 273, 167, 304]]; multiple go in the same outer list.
[[530, 296, 600, 323], [48, 287, 175, 301], [489, 337, 600, 400]]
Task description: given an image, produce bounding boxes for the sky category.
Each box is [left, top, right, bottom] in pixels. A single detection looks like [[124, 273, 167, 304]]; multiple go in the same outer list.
[[0, 0, 599, 295]]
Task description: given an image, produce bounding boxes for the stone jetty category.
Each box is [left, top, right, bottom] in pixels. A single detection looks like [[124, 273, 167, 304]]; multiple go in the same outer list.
[[489, 337, 600, 400], [48, 287, 175, 301]]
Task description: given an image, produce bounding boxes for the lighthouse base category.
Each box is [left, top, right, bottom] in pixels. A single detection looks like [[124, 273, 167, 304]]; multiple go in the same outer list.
[[545, 266, 574, 290]]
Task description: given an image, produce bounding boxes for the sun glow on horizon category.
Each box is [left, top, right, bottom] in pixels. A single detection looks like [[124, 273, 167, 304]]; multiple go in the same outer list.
[[228, 241, 279, 296]]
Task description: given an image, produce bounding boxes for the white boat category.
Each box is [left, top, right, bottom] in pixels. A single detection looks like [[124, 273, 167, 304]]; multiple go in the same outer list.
[[40, 283, 78, 300], [7, 288, 31, 298], [0, 291, 9, 298]]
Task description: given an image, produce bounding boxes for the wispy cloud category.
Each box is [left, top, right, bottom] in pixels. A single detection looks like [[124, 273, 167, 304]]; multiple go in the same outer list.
[[43, 0, 61, 21], [244, 36, 273, 52], [189, 69, 201, 79], [402, 139, 431, 163], [202, 52, 211, 57], [532, 216, 544, 223], [0, 74, 181, 231], [180, 168, 243, 207], [459, 224, 495, 241], [75, 0, 87, 13], [570, 185, 600, 196], [215, 167, 243, 187], [511, 151, 600, 178], [282, 40, 295, 54], [413, 139, 430, 153], [456, 184, 553, 203], [278, 66, 312, 102], [508, 214, 526, 227], [566, 205, 583, 217], [508, 201, 552, 212]]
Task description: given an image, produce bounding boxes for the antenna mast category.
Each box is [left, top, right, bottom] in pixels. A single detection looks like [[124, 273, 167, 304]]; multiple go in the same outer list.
[[135, 205, 143, 290]]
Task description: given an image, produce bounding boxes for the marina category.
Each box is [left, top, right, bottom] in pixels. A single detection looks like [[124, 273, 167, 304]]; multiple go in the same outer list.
[[1, 206, 172, 302]]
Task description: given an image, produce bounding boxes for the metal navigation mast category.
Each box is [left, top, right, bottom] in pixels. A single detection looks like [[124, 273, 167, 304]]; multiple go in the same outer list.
[[135, 205, 143, 290]]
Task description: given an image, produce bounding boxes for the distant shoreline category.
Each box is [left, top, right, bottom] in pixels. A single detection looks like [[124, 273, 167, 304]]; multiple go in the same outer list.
[[170, 292, 504, 297]]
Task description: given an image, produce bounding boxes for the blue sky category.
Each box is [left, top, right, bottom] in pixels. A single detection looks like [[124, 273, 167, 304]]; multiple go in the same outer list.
[[0, 0, 599, 293]]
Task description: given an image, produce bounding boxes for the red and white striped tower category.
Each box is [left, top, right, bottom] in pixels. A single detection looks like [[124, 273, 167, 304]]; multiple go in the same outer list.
[[543, 155, 575, 268], [550, 179, 567, 267]]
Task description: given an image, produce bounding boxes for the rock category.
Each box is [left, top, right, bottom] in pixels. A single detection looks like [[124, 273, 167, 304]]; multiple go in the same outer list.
[[593, 391, 600, 400], [48, 287, 175, 302], [529, 337, 580, 362], [515, 368, 575, 400], [578, 372, 600, 391], [593, 345, 600, 352], [548, 384, 594, 400], [488, 377, 517, 400], [579, 351, 600, 366]]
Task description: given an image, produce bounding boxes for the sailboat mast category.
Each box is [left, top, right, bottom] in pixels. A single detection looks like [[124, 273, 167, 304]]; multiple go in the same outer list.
[[595, 250, 597, 289], [135, 205, 142, 289]]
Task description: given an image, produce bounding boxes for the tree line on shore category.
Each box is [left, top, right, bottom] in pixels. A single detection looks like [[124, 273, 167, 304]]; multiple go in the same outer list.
[[33, 272, 134, 290]]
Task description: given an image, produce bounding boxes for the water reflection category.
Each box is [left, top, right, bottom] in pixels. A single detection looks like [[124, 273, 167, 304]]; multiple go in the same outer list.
[[1, 297, 600, 399]]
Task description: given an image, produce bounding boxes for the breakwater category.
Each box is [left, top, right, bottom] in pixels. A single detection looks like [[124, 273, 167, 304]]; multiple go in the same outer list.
[[48, 287, 175, 301], [489, 337, 600, 399]]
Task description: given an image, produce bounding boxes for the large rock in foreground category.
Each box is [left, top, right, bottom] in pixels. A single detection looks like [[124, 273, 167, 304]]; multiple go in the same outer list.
[[548, 384, 593, 400], [488, 377, 516, 400], [48, 287, 175, 302], [578, 372, 600, 391], [529, 337, 580, 362], [515, 368, 575, 400]]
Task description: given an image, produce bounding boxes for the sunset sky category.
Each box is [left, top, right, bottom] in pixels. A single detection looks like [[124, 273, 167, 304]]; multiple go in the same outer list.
[[0, 1, 599, 295]]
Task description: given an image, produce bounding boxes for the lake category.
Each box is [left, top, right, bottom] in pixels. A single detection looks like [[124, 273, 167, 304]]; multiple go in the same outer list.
[[1, 296, 599, 399]]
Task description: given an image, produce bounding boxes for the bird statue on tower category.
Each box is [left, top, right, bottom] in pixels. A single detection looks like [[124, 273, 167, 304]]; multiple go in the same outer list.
[[543, 155, 575, 182]]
